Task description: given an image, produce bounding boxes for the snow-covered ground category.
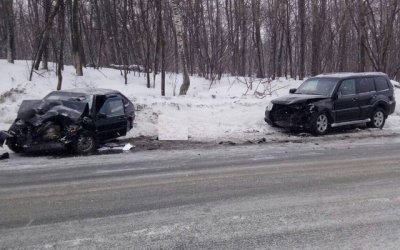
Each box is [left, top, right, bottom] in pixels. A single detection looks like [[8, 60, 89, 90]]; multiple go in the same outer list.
[[1, 60, 400, 144]]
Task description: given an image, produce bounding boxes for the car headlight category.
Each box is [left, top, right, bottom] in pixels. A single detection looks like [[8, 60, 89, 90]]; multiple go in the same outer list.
[[266, 101, 274, 111]]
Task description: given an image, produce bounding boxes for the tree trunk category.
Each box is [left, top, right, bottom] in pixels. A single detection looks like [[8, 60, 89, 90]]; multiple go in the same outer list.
[[5, 0, 15, 63], [311, 0, 325, 76], [239, 0, 247, 76], [159, 0, 166, 96], [252, 0, 264, 78], [358, 0, 366, 72], [286, 0, 293, 78], [338, 3, 348, 72], [153, 0, 162, 89], [170, 0, 190, 95], [298, 0, 306, 79], [269, 0, 280, 79], [71, 0, 83, 76], [57, 0, 65, 90], [42, 0, 50, 70]]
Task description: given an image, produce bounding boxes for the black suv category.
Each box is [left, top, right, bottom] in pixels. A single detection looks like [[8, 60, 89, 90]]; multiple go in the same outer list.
[[0, 88, 135, 154], [265, 73, 396, 135]]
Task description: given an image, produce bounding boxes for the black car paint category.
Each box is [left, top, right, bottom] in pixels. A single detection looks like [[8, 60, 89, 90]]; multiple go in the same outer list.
[[265, 74, 396, 131], [0, 89, 135, 153]]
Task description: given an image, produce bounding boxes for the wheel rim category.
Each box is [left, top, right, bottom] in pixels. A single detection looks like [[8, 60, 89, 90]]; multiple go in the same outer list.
[[373, 111, 384, 127], [77, 135, 94, 153], [316, 114, 328, 133]]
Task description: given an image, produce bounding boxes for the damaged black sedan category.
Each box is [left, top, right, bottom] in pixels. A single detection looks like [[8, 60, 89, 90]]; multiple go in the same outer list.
[[265, 73, 396, 135], [0, 88, 135, 154]]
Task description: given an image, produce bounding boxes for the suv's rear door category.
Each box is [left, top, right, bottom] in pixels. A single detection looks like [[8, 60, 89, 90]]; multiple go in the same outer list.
[[356, 77, 376, 120], [334, 78, 360, 122], [95, 96, 128, 140]]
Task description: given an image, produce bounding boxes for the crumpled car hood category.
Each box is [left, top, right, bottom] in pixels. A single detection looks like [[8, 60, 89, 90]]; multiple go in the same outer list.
[[17, 99, 89, 126], [272, 94, 329, 105]]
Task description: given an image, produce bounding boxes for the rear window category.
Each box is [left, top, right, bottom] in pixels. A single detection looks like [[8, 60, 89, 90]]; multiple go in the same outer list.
[[374, 76, 390, 91], [356, 78, 375, 93]]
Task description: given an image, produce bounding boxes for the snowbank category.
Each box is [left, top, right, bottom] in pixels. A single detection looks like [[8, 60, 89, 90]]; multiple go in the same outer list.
[[1, 60, 400, 142]]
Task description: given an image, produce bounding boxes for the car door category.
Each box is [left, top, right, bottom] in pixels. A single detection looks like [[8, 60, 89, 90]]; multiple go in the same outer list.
[[334, 79, 360, 122], [95, 96, 128, 141], [356, 77, 376, 120]]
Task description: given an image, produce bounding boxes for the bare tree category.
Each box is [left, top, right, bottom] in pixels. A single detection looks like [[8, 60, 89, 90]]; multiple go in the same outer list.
[[358, 0, 366, 72], [57, 0, 65, 90], [70, 0, 83, 76], [155, 0, 166, 96], [251, 0, 264, 78], [311, 0, 326, 76], [170, 0, 190, 95], [4, 0, 400, 86], [298, 0, 305, 79], [0, 0, 15, 63]]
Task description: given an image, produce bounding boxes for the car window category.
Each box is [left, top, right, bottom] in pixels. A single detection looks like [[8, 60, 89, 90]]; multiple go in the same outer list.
[[374, 76, 389, 91], [338, 79, 356, 96], [357, 77, 375, 93], [98, 98, 125, 117], [296, 78, 338, 96]]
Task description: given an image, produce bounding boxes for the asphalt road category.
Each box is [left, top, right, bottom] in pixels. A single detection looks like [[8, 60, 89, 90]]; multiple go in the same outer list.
[[1, 136, 400, 249]]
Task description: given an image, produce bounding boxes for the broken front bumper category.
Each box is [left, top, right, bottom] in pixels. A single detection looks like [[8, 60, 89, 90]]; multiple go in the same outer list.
[[265, 105, 312, 129], [0, 131, 12, 147]]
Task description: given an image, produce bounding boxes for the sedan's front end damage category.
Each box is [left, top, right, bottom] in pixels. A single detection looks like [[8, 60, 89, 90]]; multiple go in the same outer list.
[[0, 131, 11, 147], [2, 88, 135, 155], [2, 99, 92, 153]]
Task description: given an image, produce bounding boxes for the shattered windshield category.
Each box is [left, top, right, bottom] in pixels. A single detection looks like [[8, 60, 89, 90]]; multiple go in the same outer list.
[[295, 78, 338, 96], [45, 91, 93, 110]]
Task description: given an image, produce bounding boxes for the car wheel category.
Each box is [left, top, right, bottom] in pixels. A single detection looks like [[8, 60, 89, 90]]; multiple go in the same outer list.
[[6, 139, 24, 153], [368, 108, 386, 129], [311, 112, 329, 135], [72, 132, 97, 154]]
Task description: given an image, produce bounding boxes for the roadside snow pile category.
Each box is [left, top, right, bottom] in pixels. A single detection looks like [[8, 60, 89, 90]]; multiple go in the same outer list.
[[386, 80, 400, 129], [1, 59, 400, 142]]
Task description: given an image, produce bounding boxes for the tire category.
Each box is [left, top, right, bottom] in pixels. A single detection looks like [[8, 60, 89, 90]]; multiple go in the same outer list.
[[72, 132, 97, 154], [310, 112, 329, 135], [6, 139, 24, 153], [367, 108, 386, 129]]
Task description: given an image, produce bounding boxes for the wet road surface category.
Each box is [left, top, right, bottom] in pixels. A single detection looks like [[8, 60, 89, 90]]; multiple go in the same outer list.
[[1, 136, 400, 249]]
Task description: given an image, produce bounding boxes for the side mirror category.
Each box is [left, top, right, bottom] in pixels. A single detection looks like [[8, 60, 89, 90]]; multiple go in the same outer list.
[[97, 112, 107, 120], [289, 88, 297, 94]]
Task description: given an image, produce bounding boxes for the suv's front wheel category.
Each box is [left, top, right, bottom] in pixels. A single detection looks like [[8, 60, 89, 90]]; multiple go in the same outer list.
[[368, 108, 386, 129], [310, 112, 329, 135]]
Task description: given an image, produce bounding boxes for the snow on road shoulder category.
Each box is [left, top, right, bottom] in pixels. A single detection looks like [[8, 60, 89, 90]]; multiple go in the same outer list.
[[1, 59, 400, 142]]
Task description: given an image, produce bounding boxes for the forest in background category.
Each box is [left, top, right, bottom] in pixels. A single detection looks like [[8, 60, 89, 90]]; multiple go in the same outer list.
[[0, 0, 400, 95]]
